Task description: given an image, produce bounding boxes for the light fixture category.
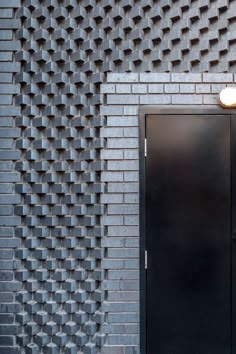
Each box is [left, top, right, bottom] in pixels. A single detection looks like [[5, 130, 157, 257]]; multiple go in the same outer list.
[[219, 87, 236, 107]]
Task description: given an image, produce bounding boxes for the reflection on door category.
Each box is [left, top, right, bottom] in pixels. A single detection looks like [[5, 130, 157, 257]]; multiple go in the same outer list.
[[145, 115, 231, 354]]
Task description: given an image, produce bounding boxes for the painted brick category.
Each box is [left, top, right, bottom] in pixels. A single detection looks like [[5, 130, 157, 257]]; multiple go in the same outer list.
[[107, 183, 139, 193], [107, 249, 138, 259], [0, 271, 13, 280], [171, 95, 202, 104], [124, 150, 139, 159], [0, 74, 12, 83], [0, 53, 12, 62], [140, 73, 170, 82], [0, 173, 20, 182], [0, 185, 13, 193], [0, 129, 20, 138], [0, 239, 20, 248], [107, 116, 138, 127], [124, 215, 139, 225], [0, 260, 20, 269], [101, 194, 123, 204], [164, 84, 179, 93], [132, 84, 147, 94], [0, 281, 21, 291], [102, 346, 124, 354], [0, 95, 11, 104], [107, 334, 139, 345], [101, 105, 124, 116], [0, 206, 13, 215], [108, 270, 139, 280], [0, 217, 20, 226], [101, 127, 123, 137], [0, 139, 13, 148], [211, 83, 225, 93], [0, 348, 19, 354], [0, 41, 20, 50], [116, 85, 131, 93], [0, 303, 21, 313], [108, 313, 139, 323], [108, 205, 139, 216], [0, 20, 20, 29], [196, 84, 211, 93], [107, 161, 138, 171], [0, 195, 20, 204], [0, 294, 14, 302], [0, 63, 20, 73], [123, 106, 138, 115], [124, 194, 138, 203], [140, 95, 171, 104], [203, 73, 233, 82], [125, 347, 140, 354], [107, 226, 139, 237], [0, 162, 13, 171], [102, 259, 139, 270], [100, 84, 115, 93], [0, 228, 13, 237], [124, 172, 139, 182], [0, 31, 12, 40], [107, 73, 139, 83], [171, 73, 202, 82], [0, 336, 14, 346], [0, 151, 20, 160], [180, 84, 195, 93], [0, 9, 13, 18], [107, 138, 138, 149], [0, 118, 13, 126], [102, 238, 139, 248], [103, 280, 139, 291], [0, 314, 14, 324], [103, 323, 139, 333], [102, 216, 124, 225], [107, 95, 139, 105], [101, 172, 124, 182], [123, 128, 138, 138], [0, 84, 20, 94], [0, 0, 20, 7], [203, 95, 218, 104], [101, 150, 123, 159], [148, 84, 163, 93], [0, 250, 13, 259]]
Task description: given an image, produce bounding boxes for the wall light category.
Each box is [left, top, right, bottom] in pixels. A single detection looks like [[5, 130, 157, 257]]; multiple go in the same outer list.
[[219, 87, 236, 108]]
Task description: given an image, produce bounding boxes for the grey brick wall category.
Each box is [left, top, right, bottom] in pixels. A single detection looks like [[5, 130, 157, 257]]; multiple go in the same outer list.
[[0, 0, 235, 352], [100, 73, 236, 353], [0, 1, 21, 354]]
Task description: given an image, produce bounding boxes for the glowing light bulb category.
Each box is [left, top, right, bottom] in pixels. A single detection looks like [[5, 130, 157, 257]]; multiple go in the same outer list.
[[219, 87, 236, 107]]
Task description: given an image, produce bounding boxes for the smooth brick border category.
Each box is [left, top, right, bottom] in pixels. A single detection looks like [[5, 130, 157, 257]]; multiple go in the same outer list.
[[101, 73, 234, 354]]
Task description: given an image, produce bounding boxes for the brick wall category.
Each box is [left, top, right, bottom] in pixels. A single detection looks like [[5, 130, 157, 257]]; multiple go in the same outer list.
[[100, 72, 236, 354], [0, 1, 21, 353], [0, 0, 235, 351]]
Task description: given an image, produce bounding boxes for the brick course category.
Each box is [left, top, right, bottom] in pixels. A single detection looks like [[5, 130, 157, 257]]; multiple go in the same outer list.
[[100, 73, 235, 353]]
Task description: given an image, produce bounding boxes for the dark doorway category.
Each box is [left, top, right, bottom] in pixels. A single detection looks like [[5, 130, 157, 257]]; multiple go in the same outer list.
[[141, 111, 236, 354]]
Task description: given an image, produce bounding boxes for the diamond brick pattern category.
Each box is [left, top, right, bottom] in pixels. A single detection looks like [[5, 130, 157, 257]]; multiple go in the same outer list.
[[2, 0, 234, 353]]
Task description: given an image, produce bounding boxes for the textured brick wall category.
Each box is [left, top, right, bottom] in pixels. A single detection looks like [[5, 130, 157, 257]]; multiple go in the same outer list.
[[0, 0, 236, 353], [0, 1, 21, 353], [100, 72, 236, 354]]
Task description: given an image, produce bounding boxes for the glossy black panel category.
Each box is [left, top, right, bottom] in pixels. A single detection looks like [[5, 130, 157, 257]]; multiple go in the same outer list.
[[231, 115, 236, 354], [146, 115, 231, 354]]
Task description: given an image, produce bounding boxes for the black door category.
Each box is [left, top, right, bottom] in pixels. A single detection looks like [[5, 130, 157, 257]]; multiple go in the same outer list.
[[145, 114, 231, 354]]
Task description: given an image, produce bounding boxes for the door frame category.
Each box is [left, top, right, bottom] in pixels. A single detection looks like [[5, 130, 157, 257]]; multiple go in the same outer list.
[[139, 106, 236, 354]]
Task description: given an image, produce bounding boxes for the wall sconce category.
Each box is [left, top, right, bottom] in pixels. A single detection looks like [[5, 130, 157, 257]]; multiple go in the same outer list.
[[219, 87, 236, 108]]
